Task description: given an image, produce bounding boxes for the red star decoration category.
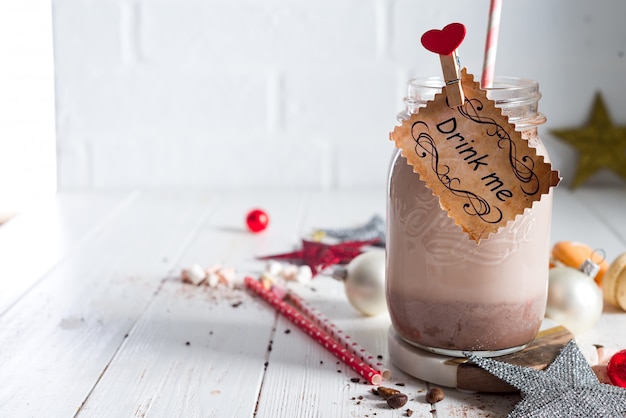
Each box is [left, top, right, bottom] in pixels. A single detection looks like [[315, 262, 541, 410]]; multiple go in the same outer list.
[[257, 239, 379, 276]]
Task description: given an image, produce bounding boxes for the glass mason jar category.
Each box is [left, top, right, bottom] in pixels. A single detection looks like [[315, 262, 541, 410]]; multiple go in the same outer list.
[[386, 77, 552, 356]]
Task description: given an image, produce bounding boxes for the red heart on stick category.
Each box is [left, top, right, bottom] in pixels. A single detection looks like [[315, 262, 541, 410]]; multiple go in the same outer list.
[[421, 23, 466, 56]]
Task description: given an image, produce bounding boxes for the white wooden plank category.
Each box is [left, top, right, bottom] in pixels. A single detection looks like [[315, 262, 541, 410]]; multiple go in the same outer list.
[[551, 188, 625, 262], [195, 190, 311, 275], [76, 191, 310, 417], [0, 191, 134, 314], [300, 188, 386, 235], [80, 283, 273, 418], [433, 390, 521, 417], [0, 191, 219, 417], [569, 187, 626, 251]]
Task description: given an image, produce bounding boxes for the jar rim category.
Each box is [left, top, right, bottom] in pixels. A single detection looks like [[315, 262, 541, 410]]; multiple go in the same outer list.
[[407, 76, 540, 102], [403, 76, 545, 128], [407, 75, 539, 88]]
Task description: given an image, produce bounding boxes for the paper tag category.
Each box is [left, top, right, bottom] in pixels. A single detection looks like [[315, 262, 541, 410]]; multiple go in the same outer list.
[[390, 69, 560, 242]]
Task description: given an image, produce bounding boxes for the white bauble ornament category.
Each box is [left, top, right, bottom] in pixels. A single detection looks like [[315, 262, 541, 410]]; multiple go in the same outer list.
[[335, 251, 387, 316], [546, 265, 603, 336]]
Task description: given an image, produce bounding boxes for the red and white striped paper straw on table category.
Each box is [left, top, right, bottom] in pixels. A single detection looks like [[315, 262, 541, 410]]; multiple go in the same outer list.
[[244, 277, 383, 385]]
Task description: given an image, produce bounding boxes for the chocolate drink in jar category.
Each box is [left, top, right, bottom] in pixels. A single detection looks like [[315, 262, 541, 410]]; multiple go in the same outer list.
[[387, 71, 559, 356]]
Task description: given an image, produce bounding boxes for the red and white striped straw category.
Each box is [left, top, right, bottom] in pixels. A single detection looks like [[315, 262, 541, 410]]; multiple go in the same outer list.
[[481, 0, 502, 88], [286, 291, 391, 380], [244, 277, 383, 385]]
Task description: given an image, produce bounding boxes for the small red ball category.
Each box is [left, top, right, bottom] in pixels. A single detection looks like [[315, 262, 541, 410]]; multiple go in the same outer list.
[[246, 209, 269, 233], [607, 349, 626, 388]]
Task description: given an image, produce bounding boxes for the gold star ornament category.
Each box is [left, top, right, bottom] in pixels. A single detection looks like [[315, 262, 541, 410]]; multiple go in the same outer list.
[[551, 93, 626, 188]]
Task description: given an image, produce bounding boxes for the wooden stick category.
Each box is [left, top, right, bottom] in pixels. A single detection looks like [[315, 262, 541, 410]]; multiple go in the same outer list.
[[244, 277, 383, 385], [440, 51, 464, 107]]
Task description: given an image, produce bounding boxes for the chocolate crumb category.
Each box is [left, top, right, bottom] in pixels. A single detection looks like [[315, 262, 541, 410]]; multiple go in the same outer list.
[[356, 401, 361, 405], [350, 377, 360, 383], [374, 386, 401, 400], [320, 360, 324, 365], [395, 382, 405, 386], [185, 341, 190, 346], [425, 387, 445, 404], [406, 409, 413, 417], [264, 361, 268, 368], [386, 393, 408, 409], [231, 301, 242, 308], [337, 370, 342, 373], [358, 395, 363, 400], [377, 355, 383, 360], [284, 329, 291, 334]]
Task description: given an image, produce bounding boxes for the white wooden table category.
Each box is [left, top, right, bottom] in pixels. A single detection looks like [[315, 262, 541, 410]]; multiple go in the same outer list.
[[1, 187, 625, 417]]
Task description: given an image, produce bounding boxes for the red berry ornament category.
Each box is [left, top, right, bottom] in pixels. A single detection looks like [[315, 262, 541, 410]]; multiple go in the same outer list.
[[607, 349, 626, 388], [246, 209, 269, 233]]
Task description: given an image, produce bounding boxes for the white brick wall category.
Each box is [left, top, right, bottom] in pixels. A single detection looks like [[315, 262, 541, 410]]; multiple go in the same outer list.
[[0, 0, 56, 217], [52, 0, 626, 189]]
